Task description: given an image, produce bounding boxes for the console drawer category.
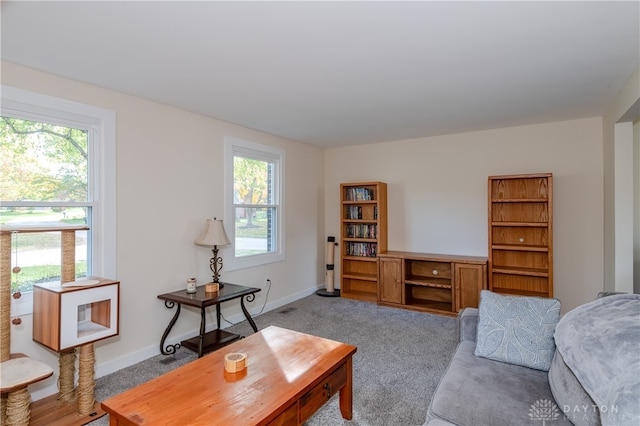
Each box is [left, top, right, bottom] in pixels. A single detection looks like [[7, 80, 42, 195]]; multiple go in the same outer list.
[[268, 402, 298, 426], [406, 260, 451, 280], [299, 363, 347, 423]]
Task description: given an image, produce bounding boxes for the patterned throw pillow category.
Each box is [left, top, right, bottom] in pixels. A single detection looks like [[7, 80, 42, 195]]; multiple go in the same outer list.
[[474, 290, 561, 371]]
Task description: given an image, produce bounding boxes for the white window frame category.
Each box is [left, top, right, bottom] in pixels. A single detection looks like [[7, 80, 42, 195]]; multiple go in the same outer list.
[[1, 86, 116, 316], [224, 136, 285, 270]]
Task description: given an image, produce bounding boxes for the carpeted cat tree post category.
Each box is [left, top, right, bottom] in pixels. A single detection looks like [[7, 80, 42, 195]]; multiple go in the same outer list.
[[316, 236, 340, 297]]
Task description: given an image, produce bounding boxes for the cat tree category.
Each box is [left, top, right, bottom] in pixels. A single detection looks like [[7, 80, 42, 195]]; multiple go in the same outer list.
[[0, 225, 119, 426]]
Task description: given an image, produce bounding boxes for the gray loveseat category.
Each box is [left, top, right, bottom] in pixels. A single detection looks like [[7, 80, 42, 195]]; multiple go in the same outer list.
[[426, 293, 640, 426]]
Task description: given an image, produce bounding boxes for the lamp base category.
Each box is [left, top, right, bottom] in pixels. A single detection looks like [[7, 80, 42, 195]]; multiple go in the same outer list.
[[205, 283, 223, 293]]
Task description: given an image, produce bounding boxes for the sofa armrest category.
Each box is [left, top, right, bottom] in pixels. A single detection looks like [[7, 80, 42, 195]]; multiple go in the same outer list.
[[458, 308, 479, 343]]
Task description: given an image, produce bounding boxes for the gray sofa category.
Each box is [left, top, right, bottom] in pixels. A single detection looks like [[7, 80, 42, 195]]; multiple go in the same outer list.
[[426, 293, 640, 426]]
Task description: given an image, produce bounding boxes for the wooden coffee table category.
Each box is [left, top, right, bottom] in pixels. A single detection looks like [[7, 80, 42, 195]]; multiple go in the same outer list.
[[101, 326, 357, 425]]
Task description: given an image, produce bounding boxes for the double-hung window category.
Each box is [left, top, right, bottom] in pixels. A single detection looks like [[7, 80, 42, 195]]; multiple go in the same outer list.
[[0, 86, 116, 315], [225, 137, 284, 269]]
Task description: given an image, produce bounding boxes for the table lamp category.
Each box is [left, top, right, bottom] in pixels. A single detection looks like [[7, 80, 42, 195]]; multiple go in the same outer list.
[[195, 218, 231, 291]]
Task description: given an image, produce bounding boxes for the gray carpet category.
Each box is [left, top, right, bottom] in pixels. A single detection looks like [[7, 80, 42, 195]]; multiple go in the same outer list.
[[92, 294, 458, 425]]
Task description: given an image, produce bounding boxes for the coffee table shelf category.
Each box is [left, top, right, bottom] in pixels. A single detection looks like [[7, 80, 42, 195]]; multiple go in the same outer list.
[[181, 329, 240, 354]]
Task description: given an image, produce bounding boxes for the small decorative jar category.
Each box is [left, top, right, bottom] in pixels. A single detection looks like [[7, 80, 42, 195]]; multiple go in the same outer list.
[[186, 278, 197, 294]]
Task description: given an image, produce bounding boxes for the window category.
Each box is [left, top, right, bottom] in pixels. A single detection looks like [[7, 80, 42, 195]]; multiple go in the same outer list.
[[225, 137, 284, 269], [0, 86, 116, 315]]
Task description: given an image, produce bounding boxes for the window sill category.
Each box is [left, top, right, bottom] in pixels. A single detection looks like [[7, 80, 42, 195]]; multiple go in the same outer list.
[[227, 252, 285, 271]]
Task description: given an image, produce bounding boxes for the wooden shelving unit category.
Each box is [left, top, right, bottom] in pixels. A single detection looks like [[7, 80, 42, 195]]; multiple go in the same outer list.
[[488, 173, 553, 298], [378, 251, 487, 316], [340, 182, 387, 303]]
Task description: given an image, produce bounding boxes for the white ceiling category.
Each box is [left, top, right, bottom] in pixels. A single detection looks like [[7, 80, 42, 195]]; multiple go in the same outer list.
[[1, 1, 639, 148]]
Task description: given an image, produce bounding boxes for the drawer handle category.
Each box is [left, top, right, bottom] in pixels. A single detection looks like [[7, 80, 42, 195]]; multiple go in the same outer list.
[[519, 238, 525, 243], [432, 270, 438, 275], [323, 383, 332, 400]]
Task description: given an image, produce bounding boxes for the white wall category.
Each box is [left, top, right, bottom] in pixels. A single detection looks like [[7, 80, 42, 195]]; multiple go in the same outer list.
[[325, 117, 604, 313], [613, 121, 635, 293], [603, 66, 640, 292], [634, 119, 640, 294], [2, 61, 326, 399]]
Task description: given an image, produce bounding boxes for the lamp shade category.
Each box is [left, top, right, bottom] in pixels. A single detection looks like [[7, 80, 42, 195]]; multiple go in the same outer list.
[[194, 219, 231, 247]]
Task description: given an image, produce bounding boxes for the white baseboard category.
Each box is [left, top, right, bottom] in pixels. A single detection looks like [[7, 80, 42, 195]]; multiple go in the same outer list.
[[32, 284, 323, 401]]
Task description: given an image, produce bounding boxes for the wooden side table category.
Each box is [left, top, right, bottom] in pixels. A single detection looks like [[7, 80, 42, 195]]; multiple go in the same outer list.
[[157, 283, 261, 358]]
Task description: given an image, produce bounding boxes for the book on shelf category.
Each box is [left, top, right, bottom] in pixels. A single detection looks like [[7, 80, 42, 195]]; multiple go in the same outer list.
[[344, 206, 379, 222], [346, 223, 377, 239], [345, 242, 377, 257], [345, 206, 363, 220], [345, 187, 375, 201]]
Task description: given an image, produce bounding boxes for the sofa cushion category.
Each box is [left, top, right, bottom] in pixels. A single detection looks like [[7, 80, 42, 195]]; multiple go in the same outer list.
[[474, 290, 561, 371], [428, 341, 573, 426], [548, 350, 600, 426]]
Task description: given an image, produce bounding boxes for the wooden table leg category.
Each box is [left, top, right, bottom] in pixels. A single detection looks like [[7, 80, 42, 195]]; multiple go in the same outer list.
[[339, 357, 353, 420], [109, 414, 127, 426], [240, 295, 258, 332]]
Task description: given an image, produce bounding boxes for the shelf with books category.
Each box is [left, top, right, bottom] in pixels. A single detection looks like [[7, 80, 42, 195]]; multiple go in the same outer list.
[[344, 223, 378, 239], [340, 182, 387, 303]]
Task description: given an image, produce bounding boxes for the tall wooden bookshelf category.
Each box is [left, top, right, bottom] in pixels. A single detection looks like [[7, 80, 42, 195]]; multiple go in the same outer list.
[[488, 173, 553, 298], [340, 182, 387, 302]]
